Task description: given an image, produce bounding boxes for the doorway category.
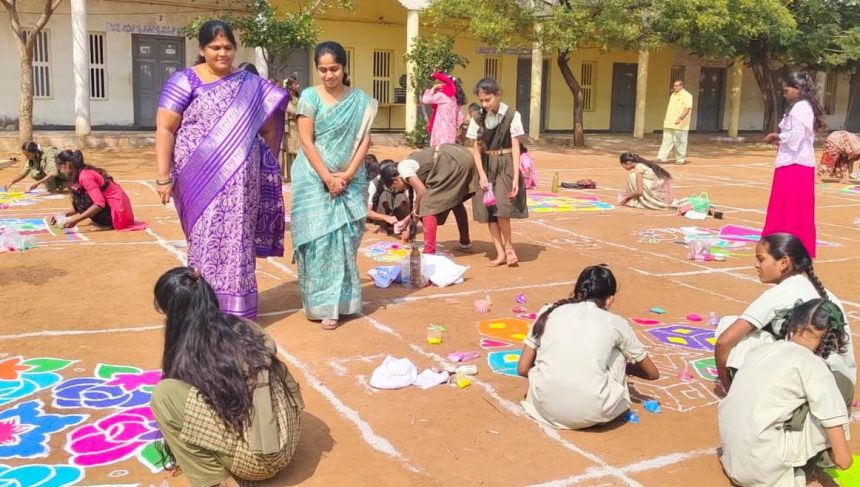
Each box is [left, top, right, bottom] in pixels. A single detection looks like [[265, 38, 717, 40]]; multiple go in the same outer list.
[[515, 57, 550, 134], [697, 67, 726, 132], [610, 63, 637, 132], [132, 35, 185, 127]]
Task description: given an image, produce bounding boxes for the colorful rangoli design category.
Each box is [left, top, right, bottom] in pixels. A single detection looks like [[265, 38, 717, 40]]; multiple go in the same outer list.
[[0, 357, 75, 406], [647, 325, 716, 352], [691, 357, 718, 382], [487, 350, 522, 377], [361, 241, 451, 262], [477, 318, 530, 343], [0, 218, 87, 242], [1, 356, 165, 482], [527, 192, 614, 213]]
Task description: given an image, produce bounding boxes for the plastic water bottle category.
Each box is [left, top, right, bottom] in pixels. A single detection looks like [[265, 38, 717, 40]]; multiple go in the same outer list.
[[409, 245, 423, 288], [708, 312, 719, 326], [400, 257, 412, 288]]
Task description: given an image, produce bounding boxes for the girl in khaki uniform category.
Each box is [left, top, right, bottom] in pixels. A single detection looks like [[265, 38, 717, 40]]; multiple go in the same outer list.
[[719, 299, 853, 486], [517, 265, 660, 429], [466, 78, 528, 267], [150, 267, 304, 486]]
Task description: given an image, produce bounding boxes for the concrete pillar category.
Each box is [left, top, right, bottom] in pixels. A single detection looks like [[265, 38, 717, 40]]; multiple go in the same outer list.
[[71, 0, 90, 136], [633, 49, 649, 139], [727, 58, 743, 137], [405, 9, 420, 132], [255, 47, 269, 80], [528, 22, 543, 140]]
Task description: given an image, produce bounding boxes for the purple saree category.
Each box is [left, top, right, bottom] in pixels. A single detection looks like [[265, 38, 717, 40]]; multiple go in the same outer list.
[[159, 68, 288, 318]]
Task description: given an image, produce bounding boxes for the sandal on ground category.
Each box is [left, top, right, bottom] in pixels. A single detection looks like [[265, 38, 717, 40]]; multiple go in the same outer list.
[[321, 319, 339, 330], [457, 242, 473, 252]]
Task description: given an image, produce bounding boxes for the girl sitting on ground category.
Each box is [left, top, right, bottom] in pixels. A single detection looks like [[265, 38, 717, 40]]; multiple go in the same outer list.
[[151, 267, 304, 487], [2, 141, 64, 192], [50, 150, 136, 230], [516, 265, 660, 429], [715, 232, 855, 393], [719, 298, 852, 487], [366, 155, 412, 241], [617, 152, 680, 210]]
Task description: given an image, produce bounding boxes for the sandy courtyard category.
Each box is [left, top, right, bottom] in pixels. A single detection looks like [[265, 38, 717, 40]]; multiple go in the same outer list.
[[1, 135, 859, 486]]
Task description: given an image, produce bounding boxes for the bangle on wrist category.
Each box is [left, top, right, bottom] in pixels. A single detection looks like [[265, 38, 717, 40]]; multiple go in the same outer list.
[[156, 177, 173, 186]]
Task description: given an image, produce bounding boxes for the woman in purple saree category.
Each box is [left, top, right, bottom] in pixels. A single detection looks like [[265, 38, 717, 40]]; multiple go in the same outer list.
[[155, 20, 287, 319]]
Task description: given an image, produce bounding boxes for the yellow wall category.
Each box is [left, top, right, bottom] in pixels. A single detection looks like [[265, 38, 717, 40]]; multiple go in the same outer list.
[[274, 0, 788, 133]]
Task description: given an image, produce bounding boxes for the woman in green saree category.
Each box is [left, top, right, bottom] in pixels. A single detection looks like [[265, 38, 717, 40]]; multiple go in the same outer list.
[[290, 41, 377, 330]]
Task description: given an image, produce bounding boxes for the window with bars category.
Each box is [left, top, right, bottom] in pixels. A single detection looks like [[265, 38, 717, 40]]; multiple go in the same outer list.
[[580, 62, 596, 111], [670, 65, 686, 85], [372, 50, 392, 103], [344, 47, 355, 84], [26, 30, 52, 98], [824, 72, 838, 115], [89, 33, 107, 99], [484, 56, 500, 80]]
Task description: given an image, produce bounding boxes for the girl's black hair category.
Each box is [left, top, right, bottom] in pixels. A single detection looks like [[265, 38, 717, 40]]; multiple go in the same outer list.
[[760, 233, 827, 300], [154, 267, 295, 468], [21, 141, 41, 161], [56, 150, 111, 185], [468, 102, 481, 113], [474, 77, 501, 96], [364, 154, 380, 181], [379, 160, 399, 188], [452, 76, 467, 106], [782, 298, 848, 359], [195, 19, 237, 65], [619, 151, 672, 180], [783, 71, 825, 131], [531, 265, 617, 341], [237, 62, 259, 75], [314, 41, 351, 87]]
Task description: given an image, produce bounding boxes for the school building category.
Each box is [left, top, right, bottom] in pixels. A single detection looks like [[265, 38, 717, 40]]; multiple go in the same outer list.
[[1, 0, 856, 138]]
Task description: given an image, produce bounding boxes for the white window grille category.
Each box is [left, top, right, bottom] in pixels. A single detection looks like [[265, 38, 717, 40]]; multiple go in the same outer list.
[[372, 49, 392, 103], [26, 30, 52, 98]]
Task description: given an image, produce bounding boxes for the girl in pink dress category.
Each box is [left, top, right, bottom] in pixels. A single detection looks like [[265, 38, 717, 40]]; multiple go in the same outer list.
[[53, 150, 135, 230], [762, 72, 824, 258], [422, 71, 464, 146]]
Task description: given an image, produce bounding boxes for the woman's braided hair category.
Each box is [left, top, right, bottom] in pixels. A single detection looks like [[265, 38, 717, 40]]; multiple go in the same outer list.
[[531, 265, 617, 341], [763, 233, 848, 358]]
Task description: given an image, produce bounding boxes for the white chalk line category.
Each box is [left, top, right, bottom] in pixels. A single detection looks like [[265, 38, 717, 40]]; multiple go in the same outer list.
[[527, 447, 717, 486], [274, 343, 422, 475], [265, 256, 297, 279], [0, 324, 163, 342], [145, 227, 187, 265], [359, 314, 642, 486]]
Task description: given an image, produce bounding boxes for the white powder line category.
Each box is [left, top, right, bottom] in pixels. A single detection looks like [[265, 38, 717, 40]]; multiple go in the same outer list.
[[145, 228, 187, 265], [0, 324, 163, 341], [257, 307, 302, 317], [359, 314, 640, 486], [639, 266, 751, 277], [630, 269, 748, 305], [382, 279, 577, 306], [528, 447, 716, 486], [265, 256, 298, 278], [274, 344, 422, 475]]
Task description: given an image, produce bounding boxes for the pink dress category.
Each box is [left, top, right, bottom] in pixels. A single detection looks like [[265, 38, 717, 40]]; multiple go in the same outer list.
[[762, 100, 816, 258], [77, 169, 135, 230], [422, 89, 463, 146]]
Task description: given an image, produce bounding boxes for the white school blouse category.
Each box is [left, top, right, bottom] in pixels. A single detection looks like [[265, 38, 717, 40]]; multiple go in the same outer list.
[[522, 301, 647, 429], [739, 274, 856, 383], [719, 340, 848, 486]]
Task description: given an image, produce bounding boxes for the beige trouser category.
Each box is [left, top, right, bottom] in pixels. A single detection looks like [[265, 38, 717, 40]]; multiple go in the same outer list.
[[657, 128, 689, 163]]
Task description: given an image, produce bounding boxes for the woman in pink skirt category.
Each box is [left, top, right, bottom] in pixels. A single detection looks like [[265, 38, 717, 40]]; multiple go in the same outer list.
[[762, 72, 824, 258]]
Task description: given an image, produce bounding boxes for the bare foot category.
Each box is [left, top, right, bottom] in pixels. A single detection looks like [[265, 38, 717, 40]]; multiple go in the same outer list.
[[487, 256, 506, 267], [321, 319, 339, 330], [505, 248, 519, 267]]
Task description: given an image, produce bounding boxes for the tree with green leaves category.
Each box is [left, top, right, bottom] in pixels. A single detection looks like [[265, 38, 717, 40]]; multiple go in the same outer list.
[[183, 0, 350, 80], [2, 0, 65, 143]]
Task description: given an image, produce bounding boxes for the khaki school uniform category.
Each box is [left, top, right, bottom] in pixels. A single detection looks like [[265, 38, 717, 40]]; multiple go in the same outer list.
[[715, 274, 856, 384], [20, 146, 64, 191], [521, 301, 648, 429], [719, 340, 849, 487]]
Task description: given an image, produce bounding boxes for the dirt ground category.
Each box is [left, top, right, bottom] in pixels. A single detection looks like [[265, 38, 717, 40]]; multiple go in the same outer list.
[[1, 134, 860, 486]]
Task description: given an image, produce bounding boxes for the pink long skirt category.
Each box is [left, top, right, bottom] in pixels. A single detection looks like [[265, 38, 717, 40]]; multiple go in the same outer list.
[[762, 164, 816, 258]]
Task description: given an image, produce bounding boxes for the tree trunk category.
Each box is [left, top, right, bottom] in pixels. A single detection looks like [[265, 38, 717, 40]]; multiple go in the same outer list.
[[845, 67, 860, 131], [18, 46, 34, 145], [748, 42, 781, 133], [556, 49, 585, 147]]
